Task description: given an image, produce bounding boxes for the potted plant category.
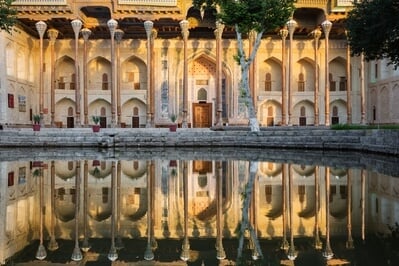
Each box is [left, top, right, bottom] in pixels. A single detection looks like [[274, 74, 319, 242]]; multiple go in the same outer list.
[[169, 114, 177, 132], [92, 116, 101, 132], [32, 114, 41, 131]]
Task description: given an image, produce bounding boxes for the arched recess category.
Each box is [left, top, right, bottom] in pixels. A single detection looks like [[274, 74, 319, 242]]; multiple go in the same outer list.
[[122, 187, 148, 221], [54, 98, 75, 127], [55, 55, 75, 91], [89, 98, 111, 127], [260, 57, 282, 92], [121, 55, 147, 91], [55, 186, 76, 222], [6, 43, 15, 76], [88, 184, 112, 222], [370, 88, 378, 123], [379, 86, 390, 123], [121, 160, 147, 179], [329, 57, 347, 92], [16, 49, 26, 80], [55, 161, 76, 180], [87, 56, 111, 91], [330, 99, 347, 124], [292, 100, 314, 126], [259, 162, 282, 178], [121, 98, 147, 128], [297, 57, 315, 92], [258, 100, 282, 126]]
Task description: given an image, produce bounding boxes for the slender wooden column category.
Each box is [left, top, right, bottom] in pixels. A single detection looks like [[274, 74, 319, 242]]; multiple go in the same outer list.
[[71, 19, 82, 127], [286, 19, 297, 125], [48, 29, 58, 127], [345, 31, 352, 124], [360, 54, 366, 124], [115, 29, 124, 127], [180, 20, 189, 128], [279, 28, 288, 126], [215, 21, 224, 127], [144, 21, 154, 127], [107, 19, 118, 128], [35, 21, 47, 125], [322, 20, 332, 126], [312, 29, 321, 126], [81, 28, 91, 126], [150, 29, 157, 126]]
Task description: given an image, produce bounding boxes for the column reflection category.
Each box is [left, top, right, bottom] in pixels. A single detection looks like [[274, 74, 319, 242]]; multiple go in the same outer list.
[[11, 157, 381, 264]]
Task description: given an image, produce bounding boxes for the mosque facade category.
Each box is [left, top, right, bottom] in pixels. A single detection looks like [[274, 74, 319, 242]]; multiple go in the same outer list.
[[0, 0, 398, 128]]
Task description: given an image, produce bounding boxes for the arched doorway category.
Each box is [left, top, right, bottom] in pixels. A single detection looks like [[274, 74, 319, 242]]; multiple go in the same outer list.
[[189, 55, 226, 128], [193, 88, 212, 128]]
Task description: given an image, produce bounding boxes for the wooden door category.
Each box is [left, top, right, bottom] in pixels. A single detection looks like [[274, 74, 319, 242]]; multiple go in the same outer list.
[[193, 103, 212, 128], [100, 117, 107, 128], [67, 117, 74, 128], [132, 116, 140, 128]]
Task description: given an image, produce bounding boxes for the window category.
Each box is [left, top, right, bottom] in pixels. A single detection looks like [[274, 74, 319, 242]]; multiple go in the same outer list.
[[297, 73, 305, 92], [102, 73, 108, 90], [70, 74, 75, 90], [197, 88, 207, 102], [339, 77, 347, 91], [8, 172, 14, 187], [264, 73, 271, 91], [8, 94, 14, 108], [58, 77, 65, 90], [329, 73, 336, 91]]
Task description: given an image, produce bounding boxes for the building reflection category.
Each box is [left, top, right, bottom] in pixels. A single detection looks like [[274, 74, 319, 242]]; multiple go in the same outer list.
[[1, 158, 398, 265]]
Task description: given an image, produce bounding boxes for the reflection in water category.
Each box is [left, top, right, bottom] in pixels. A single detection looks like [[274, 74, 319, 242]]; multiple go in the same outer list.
[[2, 151, 399, 265]]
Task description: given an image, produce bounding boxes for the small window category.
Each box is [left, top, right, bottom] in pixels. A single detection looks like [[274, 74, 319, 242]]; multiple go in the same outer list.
[[197, 88, 207, 101], [70, 74, 75, 90], [102, 73, 108, 90], [298, 73, 305, 92], [339, 77, 347, 91], [265, 73, 271, 91], [329, 73, 336, 91]]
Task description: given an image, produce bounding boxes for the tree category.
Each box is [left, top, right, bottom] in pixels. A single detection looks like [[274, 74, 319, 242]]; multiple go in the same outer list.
[[0, 0, 16, 33], [194, 0, 294, 131], [345, 0, 399, 68]]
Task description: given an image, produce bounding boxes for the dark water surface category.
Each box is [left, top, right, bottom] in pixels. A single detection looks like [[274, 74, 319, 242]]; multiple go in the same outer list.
[[2, 147, 399, 266]]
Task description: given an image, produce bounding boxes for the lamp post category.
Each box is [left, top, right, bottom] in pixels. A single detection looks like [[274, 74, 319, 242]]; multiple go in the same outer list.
[[71, 19, 82, 127], [180, 20, 189, 128], [48, 29, 58, 127], [35, 21, 47, 126], [322, 20, 332, 126], [144, 21, 153, 128], [312, 28, 322, 126], [107, 19, 118, 128], [286, 19, 297, 126], [115, 29, 124, 127], [278, 28, 288, 125], [81, 28, 91, 126]]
